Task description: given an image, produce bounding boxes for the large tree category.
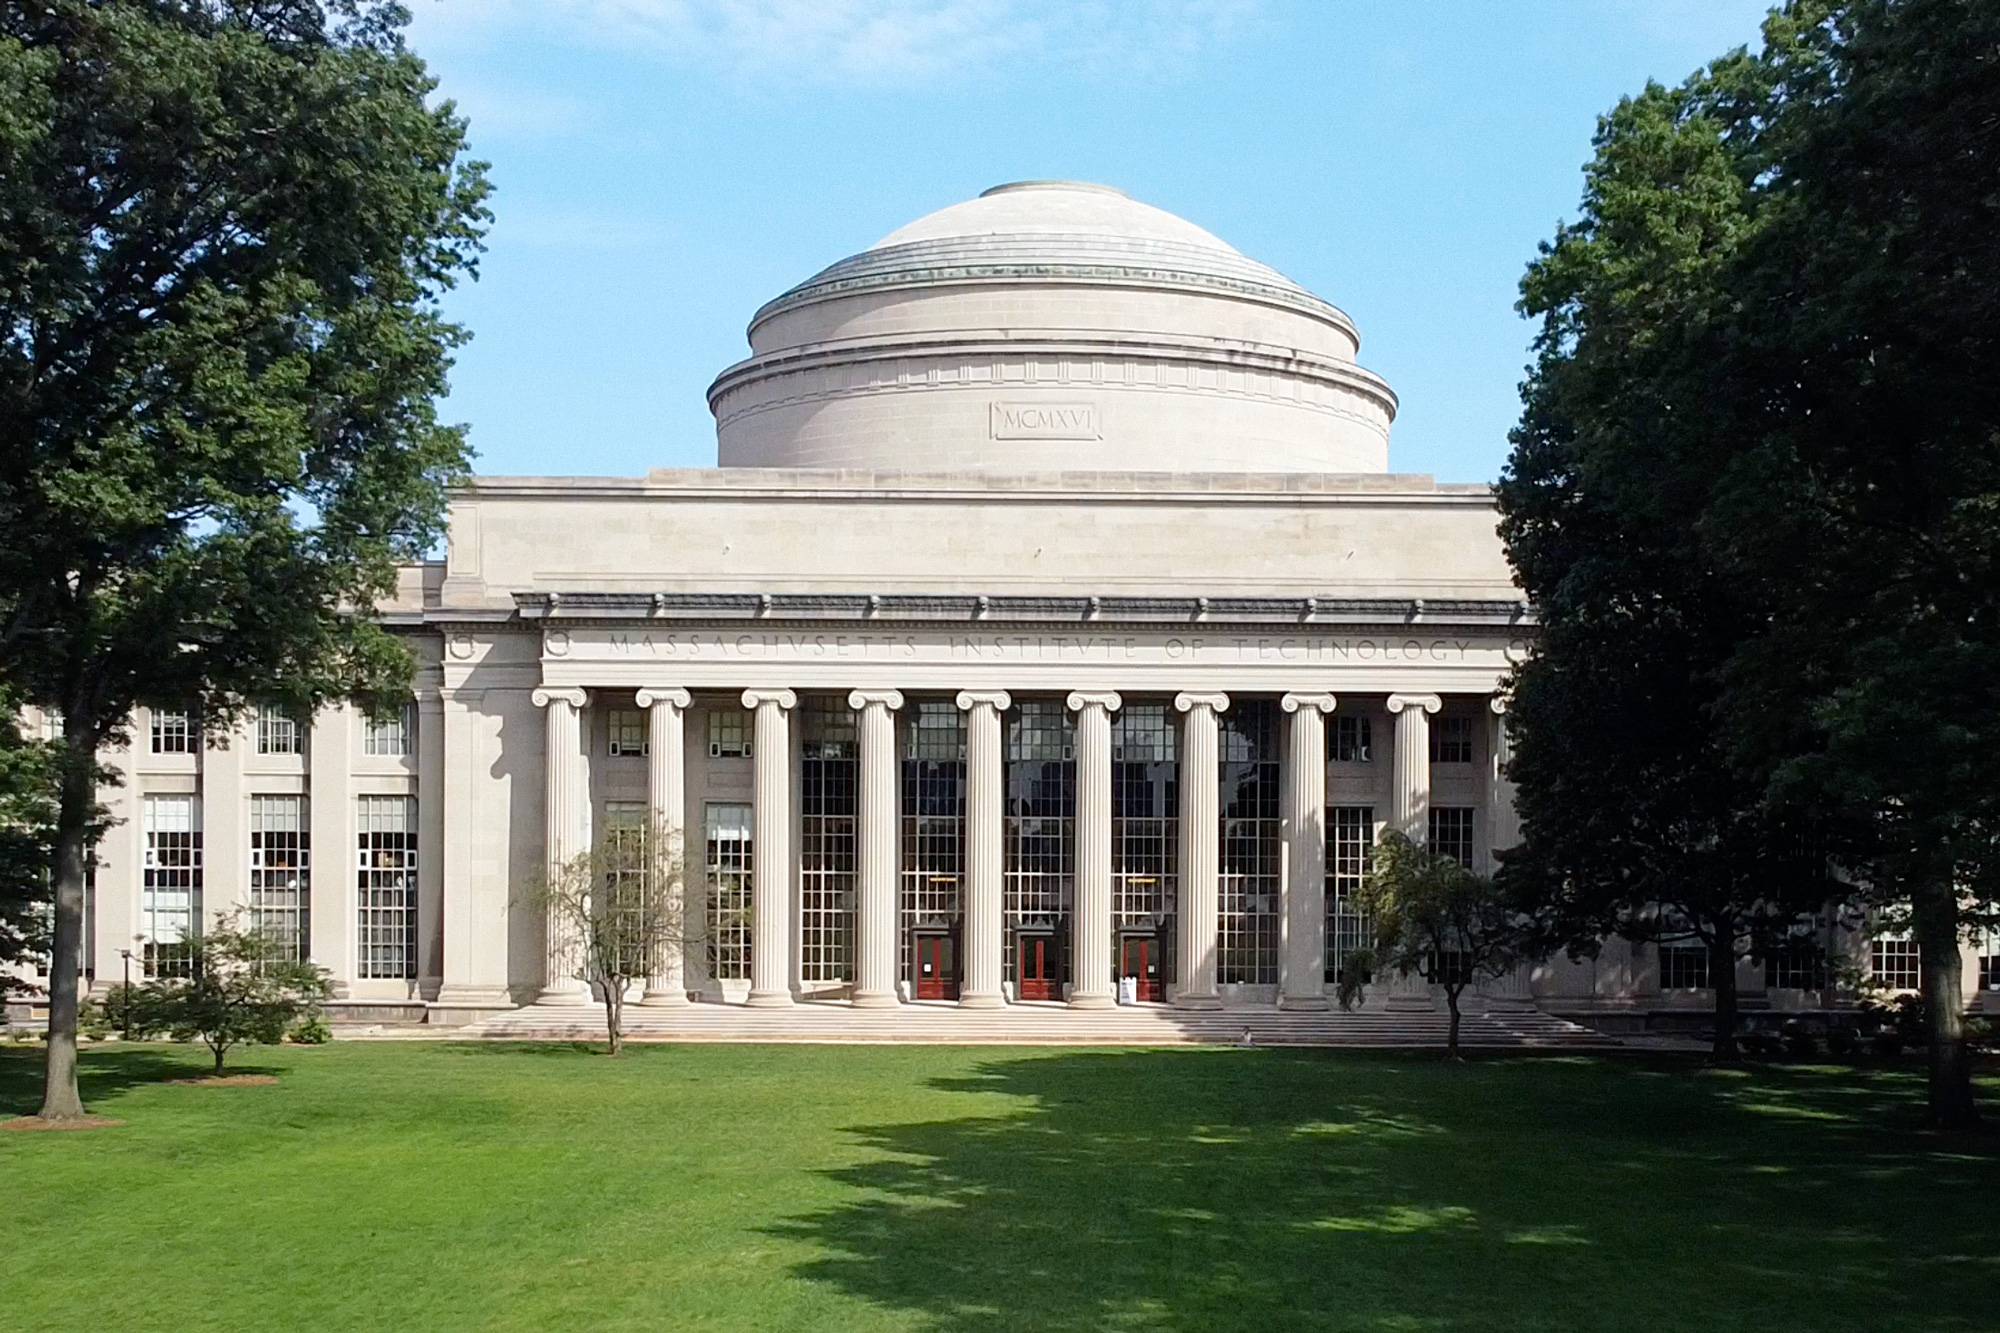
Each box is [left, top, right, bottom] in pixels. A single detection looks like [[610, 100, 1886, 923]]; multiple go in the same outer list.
[[1499, 66, 1840, 1061], [0, 1, 487, 1120], [0, 687, 58, 994], [1503, 0, 2000, 1126]]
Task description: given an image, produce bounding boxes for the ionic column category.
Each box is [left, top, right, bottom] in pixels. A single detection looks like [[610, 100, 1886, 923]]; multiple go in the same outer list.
[[636, 687, 691, 1007], [1386, 694, 1443, 840], [1067, 691, 1121, 1009], [532, 686, 590, 1005], [1486, 694, 1519, 871], [742, 688, 797, 1008], [849, 689, 906, 1009], [1174, 692, 1229, 1009], [956, 690, 1011, 1008], [1280, 693, 1336, 1010]]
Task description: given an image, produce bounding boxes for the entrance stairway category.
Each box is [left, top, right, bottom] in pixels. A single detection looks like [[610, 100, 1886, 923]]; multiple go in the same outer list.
[[464, 1000, 1617, 1049]]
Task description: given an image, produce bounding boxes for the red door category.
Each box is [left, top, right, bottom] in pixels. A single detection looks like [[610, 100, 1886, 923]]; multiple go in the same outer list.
[[914, 935, 957, 1000], [1017, 935, 1059, 1001], [1122, 936, 1162, 1002]]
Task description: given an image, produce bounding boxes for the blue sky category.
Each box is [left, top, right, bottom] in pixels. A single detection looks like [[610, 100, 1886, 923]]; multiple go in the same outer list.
[[404, 0, 1775, 484]]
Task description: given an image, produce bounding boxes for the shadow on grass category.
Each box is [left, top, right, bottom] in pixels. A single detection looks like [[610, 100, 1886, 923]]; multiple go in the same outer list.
[[771, 1050, 1999, 1333], [0, 1044, 283, 1115]]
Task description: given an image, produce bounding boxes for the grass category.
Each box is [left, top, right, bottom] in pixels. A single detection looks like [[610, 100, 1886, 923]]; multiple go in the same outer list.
[[2, 1041, 1996, 1332]]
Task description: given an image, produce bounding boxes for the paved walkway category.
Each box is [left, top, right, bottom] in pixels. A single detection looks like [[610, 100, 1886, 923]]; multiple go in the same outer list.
[[459, 1000, 1618, 1049]]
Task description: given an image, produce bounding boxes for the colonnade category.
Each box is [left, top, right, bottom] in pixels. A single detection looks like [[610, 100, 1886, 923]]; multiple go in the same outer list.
[[531, 686, 1463, 1010]]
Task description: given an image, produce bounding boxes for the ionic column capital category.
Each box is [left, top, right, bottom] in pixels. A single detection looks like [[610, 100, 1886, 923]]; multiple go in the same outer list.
[[848, 689, 906, 711], [531, 686, 589, 710], [741, 688, 798, 711], [955, 689, 1012, 713], [1280, 692, 1337, 714], [634, 686, 691, 711], [1489, 692, 1510, 715], [1065, 690, 1122, 713], [1174, 691, 1231, 714], [1386, 693, 1443, 715]]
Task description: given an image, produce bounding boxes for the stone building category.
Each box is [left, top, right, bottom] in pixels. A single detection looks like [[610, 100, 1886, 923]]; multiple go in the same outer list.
[[32, 182, 1994, 1029]]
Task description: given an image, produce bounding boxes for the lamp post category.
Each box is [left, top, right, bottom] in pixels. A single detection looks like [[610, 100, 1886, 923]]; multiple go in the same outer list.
[[117, 947, 132, 1041]]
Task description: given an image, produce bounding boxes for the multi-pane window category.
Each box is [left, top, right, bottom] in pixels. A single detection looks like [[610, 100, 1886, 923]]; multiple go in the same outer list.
[[256, 703, 304, 756], [249, 795, 310, 960], [1218, 700, 1280, 985], [1111, 703, 1177, 941], [1430, 715, 1474, 764], [708, 708, 751, 758], [363, 703, 415, 757], [1004, 700, 1074, 984], [1659, 942, 1711, 990], [1872, 937, 1920, 991], [1428, 806, 1475, 867], [142, 794, 202, 976], [602, 801, 650, 976], [1331, 714, 1372, 763], [1326, 806, 1375, 984], [151, 709, 195, 754], [1980, 934, 2000, 992], [606, 708, 648, 757], [800, 698, 857, 983], [901, 700, 965, 982], [357, 795, 418, 979], [1764, 938, 1830, 991], [705, 802, 753, 981], [36, 708, 63, 742]]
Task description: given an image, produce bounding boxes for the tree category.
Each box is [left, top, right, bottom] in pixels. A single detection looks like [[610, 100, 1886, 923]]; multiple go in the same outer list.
[[121, 911, 332, 1072], [529, 817, 689, 1056], [1498, 64, 1844, 1061], [0, 3, 488, 1120], [1344, 831, 1535, 1060], [0, 691, 59, 996]]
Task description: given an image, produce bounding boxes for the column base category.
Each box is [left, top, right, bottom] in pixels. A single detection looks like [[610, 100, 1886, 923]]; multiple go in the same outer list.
[[851, 990, 901, 1009], [1068, 993, 1117, 1010], [957, 991, 1007, 1009], [1174, 993, 1224, 1011], [534, 986, 593, 1007], [639, 988, 692, 1008], [1384, 994, 1438, 1013], [433, 983, 513, 1006], [744, 989, 795, 1008], [1278, 993, 1331, 1012]]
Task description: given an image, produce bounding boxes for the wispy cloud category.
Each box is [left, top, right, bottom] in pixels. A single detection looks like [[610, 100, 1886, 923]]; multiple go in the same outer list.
[[411, 0, 1263, 88]]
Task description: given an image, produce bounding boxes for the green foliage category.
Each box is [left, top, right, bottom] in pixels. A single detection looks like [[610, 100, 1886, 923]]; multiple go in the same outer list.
[[0, 691, 58, 996], [123, 912, 332, 1071], [0, 0, 486, 1116], [1352, 831, 1535, 1057], [287, 1014, 331, 1044]]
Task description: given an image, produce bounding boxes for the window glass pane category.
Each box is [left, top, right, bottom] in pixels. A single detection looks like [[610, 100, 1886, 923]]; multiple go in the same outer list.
[[705, 803, 753, 980], [1430, 715, 1474, 764], [1428, 807, 1475, 866], [256, 703, 303, 756], [708, 708, 750, 758], [357, 795, 417, 979], [143, 794, 202, 976], [249, 795, 310, 960], [606, 708, 647, 757], [364, 704, 414, 757], [1326, 806, 1374, 983], [150, 710, 195, 754]]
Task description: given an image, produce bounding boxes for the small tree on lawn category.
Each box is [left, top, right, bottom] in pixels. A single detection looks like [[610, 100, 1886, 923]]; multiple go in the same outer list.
[[1346, 830, 1535, 1060], [529, 816, 688, 1056], [124, 912, 332, 1073]]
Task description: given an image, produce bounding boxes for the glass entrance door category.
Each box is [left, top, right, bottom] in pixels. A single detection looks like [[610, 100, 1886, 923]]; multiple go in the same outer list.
[[914, 933, 957, 1000], [1017, 933, 1059, 1001], [1121, 935, 1162, 1002]]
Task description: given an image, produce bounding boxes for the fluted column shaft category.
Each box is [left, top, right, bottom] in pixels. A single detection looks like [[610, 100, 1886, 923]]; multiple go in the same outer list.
[[1174, 693, 1228, 1009], [1387, 694, 1443, 840], [638, 688, 691, 1006], [1486, 695, 1518, 872], [744, 689, 797, 1008], [1068, 691, 1121, 1008], [956, 690, 1010, 1008], [1281, 693, 1336, 1010], [533, 686, 590, 1005], [850, 690, 905, 1008]]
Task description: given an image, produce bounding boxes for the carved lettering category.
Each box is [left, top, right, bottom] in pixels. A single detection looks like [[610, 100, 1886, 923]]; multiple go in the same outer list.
[[990, 401, 1101, 441]]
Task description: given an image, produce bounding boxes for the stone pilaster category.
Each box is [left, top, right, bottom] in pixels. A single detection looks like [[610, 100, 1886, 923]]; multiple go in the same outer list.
[[1067, 691, 1121, 1008], [956, 690, 1011, 1008], [848, 689, 906, 1008], [1174, 692, 1229, 1009], [636, 687, 691, 1006], [742, 688, 797, 1008], [1386, 694, 1443, 840], [1280, 692, 1336, 1010], [532, 686, 590, 1005], [1486, 693, 1519, 871]]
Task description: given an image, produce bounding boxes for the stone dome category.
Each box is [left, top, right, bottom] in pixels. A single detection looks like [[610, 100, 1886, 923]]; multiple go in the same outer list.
[[707, 181, 1397, 473]]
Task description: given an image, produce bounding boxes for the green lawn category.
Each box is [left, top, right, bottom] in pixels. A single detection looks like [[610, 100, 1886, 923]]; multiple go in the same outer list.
[[2, 1042, 1995, 1332]]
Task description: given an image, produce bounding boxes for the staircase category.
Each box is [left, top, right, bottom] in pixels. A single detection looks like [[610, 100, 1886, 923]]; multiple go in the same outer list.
[[464, 1000, 1617, 1049]]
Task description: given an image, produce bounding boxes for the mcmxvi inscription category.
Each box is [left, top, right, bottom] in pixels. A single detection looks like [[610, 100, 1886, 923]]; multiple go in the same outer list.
[[990, 401, 1100, 440]]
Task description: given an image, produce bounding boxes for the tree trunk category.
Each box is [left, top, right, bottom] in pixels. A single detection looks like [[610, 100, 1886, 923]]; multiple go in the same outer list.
[[1444, 986, 1463, 1061], [1912, 882, 1979, 1131], [604, 978, 623, 1057], [37, 729, 96, 1121], [1710, 933, 1740, 1062], [213, 1042, 226, 1074]]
